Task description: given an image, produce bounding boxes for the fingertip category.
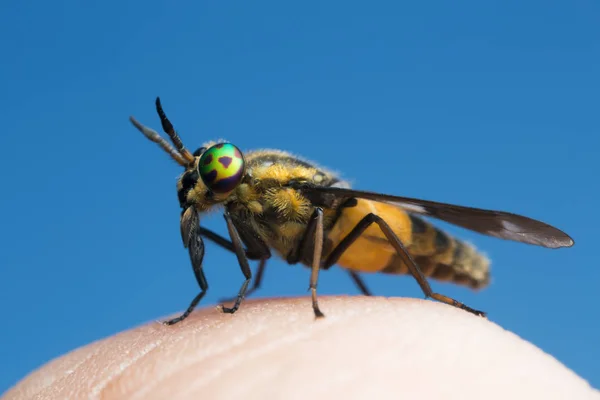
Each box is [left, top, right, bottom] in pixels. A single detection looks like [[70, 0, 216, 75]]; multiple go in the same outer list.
[[5, 296, 599, 400]]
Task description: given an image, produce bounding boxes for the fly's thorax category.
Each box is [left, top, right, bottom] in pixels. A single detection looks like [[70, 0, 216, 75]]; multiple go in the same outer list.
[[228, 149, 350, 216]]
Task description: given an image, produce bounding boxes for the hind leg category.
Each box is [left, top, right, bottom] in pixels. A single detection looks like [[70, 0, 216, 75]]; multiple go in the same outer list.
[[323, 213, 486, 317]]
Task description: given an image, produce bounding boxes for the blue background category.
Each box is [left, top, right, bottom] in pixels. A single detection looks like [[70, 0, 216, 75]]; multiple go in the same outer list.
[[1, 0, 598, 393]]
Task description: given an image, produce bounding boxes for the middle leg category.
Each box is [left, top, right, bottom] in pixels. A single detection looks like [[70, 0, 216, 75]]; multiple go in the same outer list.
[[286, 207, 326, 318]]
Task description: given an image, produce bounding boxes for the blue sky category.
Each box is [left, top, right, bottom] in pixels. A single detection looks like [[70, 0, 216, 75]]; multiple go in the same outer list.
[[1, 0, 598, 393]]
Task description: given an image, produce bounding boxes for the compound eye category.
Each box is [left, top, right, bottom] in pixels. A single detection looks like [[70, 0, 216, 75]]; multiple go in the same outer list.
[[198, 143, 245, 193]]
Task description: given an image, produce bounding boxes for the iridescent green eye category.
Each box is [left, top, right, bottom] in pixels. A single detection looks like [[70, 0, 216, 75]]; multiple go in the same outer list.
[[198, 143, 245, 193]]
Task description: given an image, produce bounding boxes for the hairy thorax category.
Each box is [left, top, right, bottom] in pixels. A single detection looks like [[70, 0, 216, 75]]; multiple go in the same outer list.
[[225, 149, 346, 262]]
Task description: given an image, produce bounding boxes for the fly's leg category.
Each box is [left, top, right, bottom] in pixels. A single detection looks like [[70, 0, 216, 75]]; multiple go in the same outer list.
[[288, 207, 373, 315], [309, 208, 325, 318], [198, 226, 266, 260], [348, 271, 372, 296], [164, 267, 208, 325], [286, 207, 326, 318], [219, 211, 253, 314], [323, 213, 486, 317], [219, 259, 267, 303], [165, 208, 208, 325], [198, 226, 269, 303]]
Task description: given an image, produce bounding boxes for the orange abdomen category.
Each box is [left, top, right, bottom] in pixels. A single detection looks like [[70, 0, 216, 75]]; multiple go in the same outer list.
[[326, 199, 413, 273], [325, 199, 491, 289]]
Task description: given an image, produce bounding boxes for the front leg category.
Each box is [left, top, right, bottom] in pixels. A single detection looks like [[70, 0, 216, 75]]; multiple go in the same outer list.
[[219, 258, 268, 304], [219, 211, 253, 314], [198, 226, 270, 303], [164, 207, 209, 325], [199, 226, 267, 260]]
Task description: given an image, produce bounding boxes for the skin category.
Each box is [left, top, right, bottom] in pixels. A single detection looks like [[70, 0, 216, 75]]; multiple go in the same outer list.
[[3, 296, 599, 400]]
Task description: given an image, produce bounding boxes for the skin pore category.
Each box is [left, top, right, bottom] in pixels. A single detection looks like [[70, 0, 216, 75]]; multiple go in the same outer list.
[[3, 296, 599, 400]]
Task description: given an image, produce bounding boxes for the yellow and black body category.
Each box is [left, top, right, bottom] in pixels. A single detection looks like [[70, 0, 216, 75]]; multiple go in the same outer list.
[[130, 98, 574, 325]]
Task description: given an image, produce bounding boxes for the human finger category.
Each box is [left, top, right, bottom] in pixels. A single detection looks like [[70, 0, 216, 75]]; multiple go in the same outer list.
[[3, 296, 599, 400]]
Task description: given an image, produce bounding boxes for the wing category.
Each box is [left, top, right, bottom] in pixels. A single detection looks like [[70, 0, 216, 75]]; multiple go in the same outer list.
[[287, 181, 574, 249]]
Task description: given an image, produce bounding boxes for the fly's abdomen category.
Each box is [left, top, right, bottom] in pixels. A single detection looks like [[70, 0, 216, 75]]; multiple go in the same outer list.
[[382, 215, 491, 289]]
